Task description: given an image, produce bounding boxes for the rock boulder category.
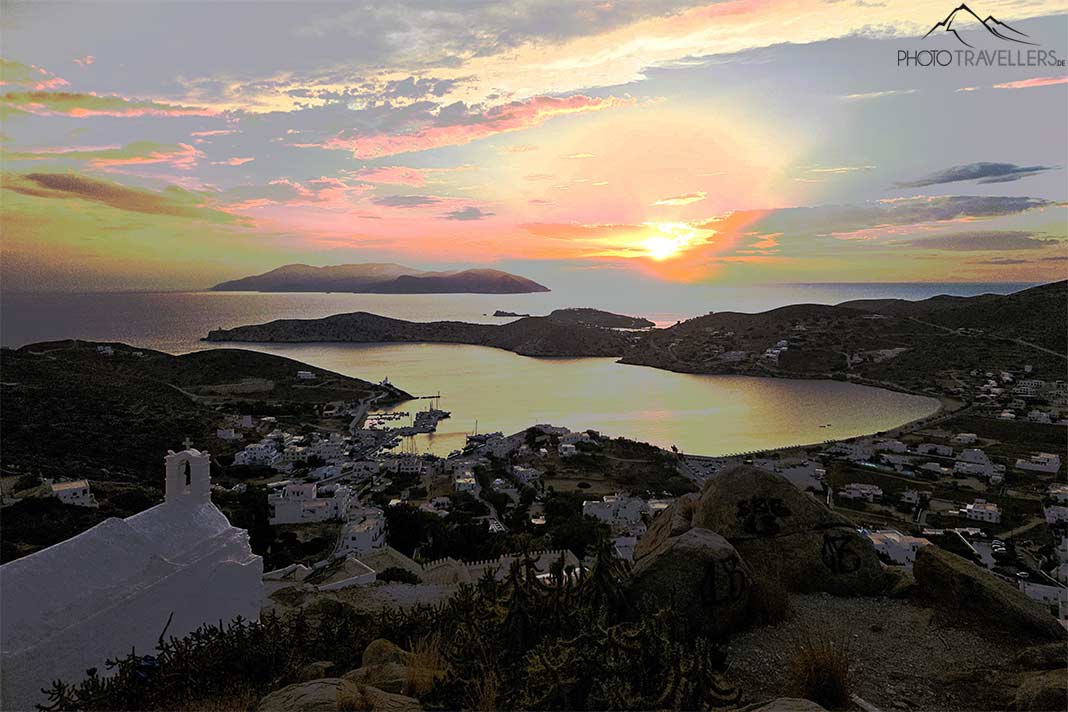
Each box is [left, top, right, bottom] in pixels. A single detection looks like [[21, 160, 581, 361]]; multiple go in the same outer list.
[[1013, 668, 1068, 711], [257, 679, 421, 712], [362, 639, 414, 667], [343, 663, 442, 697], [914, 546, 1066, 642], [637, 466, 890, 595], [630, 527, 754, 636]]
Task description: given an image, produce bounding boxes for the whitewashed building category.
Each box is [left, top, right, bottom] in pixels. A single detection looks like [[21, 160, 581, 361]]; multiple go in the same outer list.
[[862, 529, 930, 568], [0, 448, 263, 711], [1044, 505, 1068, 525], [268, 483, 357, 525], [916, 443, 953, 457], [962, 499, 1001, 524], [954, 449, 1004, 480], [828, 439, 874, 463], [512, 465, 543, 487], [1015, 453, 1062, 474], [1049, 483, 1068, 504], [583, 494, 651, 535], [233, 441, 281, 468], [336, 508, 387, 555], [838, 483, 883, 502], [49, 479, 98, 508]]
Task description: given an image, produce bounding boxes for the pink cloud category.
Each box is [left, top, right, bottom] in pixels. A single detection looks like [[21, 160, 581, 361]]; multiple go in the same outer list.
[[303, 94, 633, 159], [73, 55, 95, 68], [191, 129, 239, 137], [349, 166, 427, 186], [33, 77, 70, 90], [992, 76, 1067, 90], [0, 62, 69, 90], [212, 157, 255, 166], [92, 143, 202, 170]]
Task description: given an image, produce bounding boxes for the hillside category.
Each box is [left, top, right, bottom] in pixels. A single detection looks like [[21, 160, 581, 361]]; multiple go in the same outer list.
[[0, 340, 406, 483], [839, 281, 1067, 352], [620, 281, 1067, 394], [211, 263, 550, 294], [205, 312, 630, 357]]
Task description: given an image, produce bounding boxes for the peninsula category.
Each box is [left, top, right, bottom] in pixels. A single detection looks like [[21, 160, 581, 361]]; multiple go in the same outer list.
[[205, 282, 1065, 389]]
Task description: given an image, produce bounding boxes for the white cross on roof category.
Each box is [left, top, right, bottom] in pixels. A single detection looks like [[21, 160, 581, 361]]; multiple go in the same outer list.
[[182, 437, 194, 450]]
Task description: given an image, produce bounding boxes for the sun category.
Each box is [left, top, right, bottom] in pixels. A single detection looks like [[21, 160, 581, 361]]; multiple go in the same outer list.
[[642, 222, 700, 261], [643, 236, 680, 260]]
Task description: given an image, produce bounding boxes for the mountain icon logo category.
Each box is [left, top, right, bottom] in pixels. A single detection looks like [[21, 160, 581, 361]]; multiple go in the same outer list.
[[923, 4, 1037, 48]]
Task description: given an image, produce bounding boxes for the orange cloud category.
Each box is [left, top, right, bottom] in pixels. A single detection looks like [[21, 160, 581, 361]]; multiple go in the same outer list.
[[652, 191, 707, 206], [304, 94, 633, 158]]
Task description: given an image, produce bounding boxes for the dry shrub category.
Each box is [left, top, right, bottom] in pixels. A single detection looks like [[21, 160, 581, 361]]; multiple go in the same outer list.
[[785, 628, 851, 710], [409, 631, 445, 672], [338, 684, 369, 712], [402, 632, 446, 697], [472, 670, 500, 712]]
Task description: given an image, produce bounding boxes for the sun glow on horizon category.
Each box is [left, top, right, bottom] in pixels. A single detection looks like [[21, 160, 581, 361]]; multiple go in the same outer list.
[[642, 222, 704, 260]]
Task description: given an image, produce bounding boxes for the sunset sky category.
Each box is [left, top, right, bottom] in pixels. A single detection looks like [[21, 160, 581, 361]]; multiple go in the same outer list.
[[2, 0, 1066, 291]]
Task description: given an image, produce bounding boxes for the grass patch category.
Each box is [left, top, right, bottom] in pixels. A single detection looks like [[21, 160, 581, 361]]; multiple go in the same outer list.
[[785, 628, 852, 710]]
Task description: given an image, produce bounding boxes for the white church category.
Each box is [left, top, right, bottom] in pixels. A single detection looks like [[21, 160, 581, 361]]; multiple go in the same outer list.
[[0, 445, 263, 711]]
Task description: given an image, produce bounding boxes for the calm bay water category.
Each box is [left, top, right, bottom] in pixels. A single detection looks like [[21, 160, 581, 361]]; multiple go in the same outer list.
[[2, 283, 1009, 455], [245, 342, 940, 457]]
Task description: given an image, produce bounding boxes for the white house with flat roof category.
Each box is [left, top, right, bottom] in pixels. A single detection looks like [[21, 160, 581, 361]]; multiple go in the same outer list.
[[916, 443, 953, 457], [49, 479, 98, 508], [336, 508, 386, 555], [1044, 505, 1068, 525], [583, 494, 651, 535], [1049, 483, 1068, 504], [268, 483, 357, 525], [1016, 453, 1061, 475], [862, 529, 930, 569], [954, 449, 1004, 480], [839, 483, 882, 502], [962, 499, 1001, 524]]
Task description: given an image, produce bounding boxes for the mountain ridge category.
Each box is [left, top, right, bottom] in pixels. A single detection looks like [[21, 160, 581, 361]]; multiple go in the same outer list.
[[211, 263, 550, 294]]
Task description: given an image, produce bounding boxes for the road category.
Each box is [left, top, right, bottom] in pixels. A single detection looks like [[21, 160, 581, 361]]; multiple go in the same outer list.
[[908, 316, 1067, 361]]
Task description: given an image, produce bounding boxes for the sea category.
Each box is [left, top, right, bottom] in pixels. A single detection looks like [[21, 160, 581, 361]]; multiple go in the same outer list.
[[1, 283, 1029, 456]]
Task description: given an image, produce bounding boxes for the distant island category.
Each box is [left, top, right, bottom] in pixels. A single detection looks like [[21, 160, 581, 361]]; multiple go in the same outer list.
[[491, 308, 655, 329], [544, 307, 655, 329], [211, 263, 550, 294]]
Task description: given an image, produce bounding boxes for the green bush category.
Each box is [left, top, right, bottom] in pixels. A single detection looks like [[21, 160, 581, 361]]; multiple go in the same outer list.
[[378, 567, 423, 584]]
